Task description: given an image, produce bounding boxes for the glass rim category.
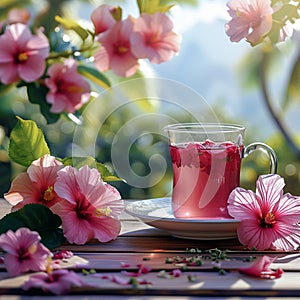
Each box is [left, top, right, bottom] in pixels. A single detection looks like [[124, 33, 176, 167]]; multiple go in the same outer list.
[[163, 123, 245, 134]]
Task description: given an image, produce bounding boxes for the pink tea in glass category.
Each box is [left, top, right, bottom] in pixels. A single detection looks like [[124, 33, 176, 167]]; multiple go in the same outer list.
[[164, 123, 277, 219], [169, 140, 243, 219]]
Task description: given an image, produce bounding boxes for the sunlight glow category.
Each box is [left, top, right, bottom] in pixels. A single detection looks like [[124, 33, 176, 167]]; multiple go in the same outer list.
[[171, 1, 228, 33]]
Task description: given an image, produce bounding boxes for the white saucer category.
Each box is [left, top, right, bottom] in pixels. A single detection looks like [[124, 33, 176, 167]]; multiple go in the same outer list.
[[125, 198, 239, 240]]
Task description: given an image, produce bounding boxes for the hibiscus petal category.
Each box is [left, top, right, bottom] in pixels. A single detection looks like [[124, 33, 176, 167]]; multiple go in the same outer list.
[[273, 193, 300, 224], [271, 222, 300, 251], [225, 18, 250, 42], [76, 166, 123, 218], [54, 166, 78, 204], [93, 46, 110, 72], [247, 14, 273, 44], [5, 254, 28, 276], [237, 219, 275, 250], [8, 23, 32, 48], [18, 55, 46, 82], [4, 173, 39, 206], [28, 155, 63, 185], [0, 62, 20, 84], [239, 255, 283, 279], [256, 174, 285, 214], [92, 216, 121, 242], [110, 53, 139, 77], [227, 187, 260, 220], [0, 230, 19, 255], [47, 93, 70, 113], [0, 38, 16, 63], [76, 166, 102, 194], [26, 29, 50, 58], [91, 4, 116, 35], [61, 213, 94, 245]]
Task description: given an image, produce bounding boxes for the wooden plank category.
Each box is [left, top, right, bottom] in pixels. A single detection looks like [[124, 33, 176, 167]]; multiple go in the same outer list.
[[57, 236, 244, 253], [1, 270, 300, 297], [67, 252, 299, 272]]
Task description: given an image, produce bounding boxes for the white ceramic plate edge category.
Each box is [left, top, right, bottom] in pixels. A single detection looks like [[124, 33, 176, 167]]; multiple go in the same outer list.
[[125, 198, 239, 240]]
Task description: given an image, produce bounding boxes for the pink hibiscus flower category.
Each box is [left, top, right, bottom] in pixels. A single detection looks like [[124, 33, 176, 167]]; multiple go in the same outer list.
[[225, 0, 273, 45], [91, 4, 116, 35], [4, 154, 64, 210], [52, 165, 124, 245], [131, 12, 181, 64], [228, 174, 300, 251], [0, 228, 52, 276], [239, 255, 283, 279], [94, 17, 139, 77], [45, 58, 91, 113], [0, 23, 49, 84], [23, 269, 85, 295]]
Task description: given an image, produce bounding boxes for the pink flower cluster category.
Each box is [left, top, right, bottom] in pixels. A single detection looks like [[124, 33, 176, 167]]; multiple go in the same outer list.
[[0, 4, 181, 116], [225, 0, 293, 45], [92, 4, 181, 77], [4, 154, 124, 245], [0, 20, 90, 114]]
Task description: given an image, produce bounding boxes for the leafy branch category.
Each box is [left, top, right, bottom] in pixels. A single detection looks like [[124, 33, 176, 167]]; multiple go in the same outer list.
[[259, 50, 300, 159]]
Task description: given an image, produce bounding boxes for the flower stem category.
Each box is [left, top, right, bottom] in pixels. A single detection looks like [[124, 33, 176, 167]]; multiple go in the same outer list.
[[259, 50, 300, 158]]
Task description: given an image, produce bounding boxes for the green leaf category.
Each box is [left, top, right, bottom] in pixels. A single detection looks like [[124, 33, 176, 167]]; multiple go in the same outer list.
[[62, 156, 124, 182], [284, 52, 300, 110], [0, 82, 15, 96], [77, 65, 111, 89], [96, 162, 125, 182], [55, 15, 89, 41], [137, 0, 174, 14], [26, 82, 60, 124], [0, 204, 65, 249], [272, 3, 299, 23], [110, 6, 122, 21], [63, 156, 97, 169], [0, 162, 12, 198], [8, 117, 50, 167]]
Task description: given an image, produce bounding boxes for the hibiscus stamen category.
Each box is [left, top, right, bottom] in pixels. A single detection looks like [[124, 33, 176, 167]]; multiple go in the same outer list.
[[117, 45, 128, 54], [28, 243, 38, 255], [260, 211, 276, 228], [95, 206, 112, 217], [66, 85, 85, 93], [18, 52, 28, 62], [146, 31, 160, 45], [43, 186, 55, 201], [46, 258, 54, 275]]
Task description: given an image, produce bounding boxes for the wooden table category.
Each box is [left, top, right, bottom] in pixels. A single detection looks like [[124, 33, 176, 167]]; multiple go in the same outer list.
[[0, 200, 300, 299]]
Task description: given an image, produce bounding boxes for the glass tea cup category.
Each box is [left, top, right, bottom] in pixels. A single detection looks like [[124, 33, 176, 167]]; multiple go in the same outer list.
[[163, 123, 277, 219]]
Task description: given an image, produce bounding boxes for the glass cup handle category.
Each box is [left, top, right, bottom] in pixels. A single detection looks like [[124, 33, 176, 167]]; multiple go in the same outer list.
[[243, 142, 278, 174]]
